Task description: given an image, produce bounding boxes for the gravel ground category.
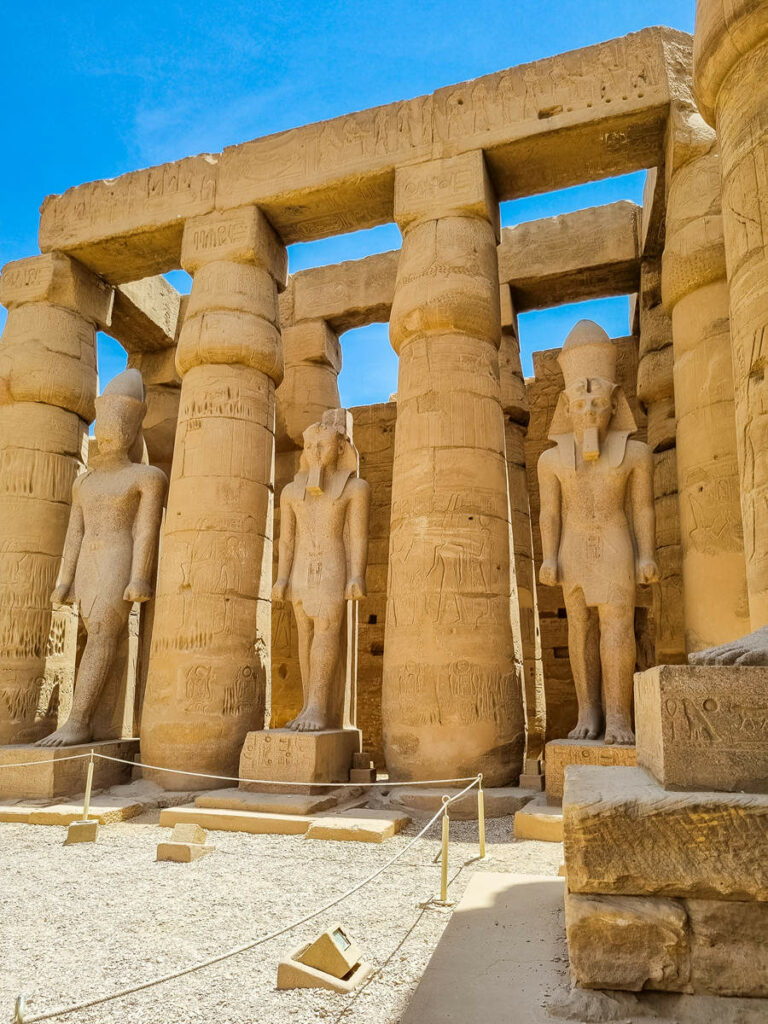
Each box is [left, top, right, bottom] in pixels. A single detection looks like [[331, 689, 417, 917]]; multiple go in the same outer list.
[[1, 810, 562, 1024]]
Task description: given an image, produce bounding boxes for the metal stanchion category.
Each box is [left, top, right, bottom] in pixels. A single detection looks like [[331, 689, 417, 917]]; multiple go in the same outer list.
[[64, 749, 99, 845], [82, 749, 95, 821], [477, 774, 486, 859], [439, 795, 450, 903]]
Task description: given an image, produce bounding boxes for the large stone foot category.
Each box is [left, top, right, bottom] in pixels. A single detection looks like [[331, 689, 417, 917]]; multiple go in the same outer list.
[[688, 626, 768, 666], [568, 706, 603, 741], [35, 720, 92, 747], [604, 713, 635, 746], [285, 708, 331, 732]]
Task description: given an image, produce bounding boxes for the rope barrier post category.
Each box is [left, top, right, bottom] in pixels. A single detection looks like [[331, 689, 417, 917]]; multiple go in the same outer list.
[[439, 795, 450, 903], [64, 750, 99, 846], [477, 773, 486, 860]]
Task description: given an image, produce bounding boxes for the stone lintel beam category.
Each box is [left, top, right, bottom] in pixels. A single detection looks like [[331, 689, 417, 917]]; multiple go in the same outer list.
[[280, 202, 641, 334], [111, 275, 182, 354], [38, 28, 689, 283]]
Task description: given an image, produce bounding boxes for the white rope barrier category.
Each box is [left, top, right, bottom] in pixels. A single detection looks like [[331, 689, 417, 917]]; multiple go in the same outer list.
[[14, 776, 481, 1024], [0, 753, 91, 770], [91, 751, 478, 789]]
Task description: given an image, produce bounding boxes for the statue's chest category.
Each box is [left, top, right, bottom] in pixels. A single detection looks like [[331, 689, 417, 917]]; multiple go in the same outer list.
[[80, 472, 139, 520], [560, 465, 628, 514]]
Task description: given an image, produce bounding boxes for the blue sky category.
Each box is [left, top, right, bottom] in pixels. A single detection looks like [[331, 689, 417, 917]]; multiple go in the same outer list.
[[1, 1, 695, 407]]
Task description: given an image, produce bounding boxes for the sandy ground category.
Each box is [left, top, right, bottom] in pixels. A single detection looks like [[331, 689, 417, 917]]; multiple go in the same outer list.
[[1, 810, 563, 1024]]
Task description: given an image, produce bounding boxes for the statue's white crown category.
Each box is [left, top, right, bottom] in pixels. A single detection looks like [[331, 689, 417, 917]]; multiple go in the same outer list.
[[557, 320, 616, 389]]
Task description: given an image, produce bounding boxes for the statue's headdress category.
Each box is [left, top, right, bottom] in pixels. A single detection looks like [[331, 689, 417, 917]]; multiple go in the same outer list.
[[548, 320, 637, 467], [297, 408, 359, 500], [94, 368, 148, 464]]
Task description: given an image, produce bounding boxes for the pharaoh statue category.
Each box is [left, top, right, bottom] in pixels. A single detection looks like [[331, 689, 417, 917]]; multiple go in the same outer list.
[[537, 321, 658, 745], [37, 369, 167, 747], [272, 409, 370, 732]]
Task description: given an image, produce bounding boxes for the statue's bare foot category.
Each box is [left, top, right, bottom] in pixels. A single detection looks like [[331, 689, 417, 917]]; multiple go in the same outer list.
[[604, 714, 635, 746], [688, 626, 768, 667], [286, 709, 330, 732], [568, 706, 602, 741], [35, 720, 91, 747]]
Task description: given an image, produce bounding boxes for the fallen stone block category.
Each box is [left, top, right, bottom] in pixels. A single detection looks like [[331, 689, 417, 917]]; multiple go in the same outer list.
[[513, 795, 563, 842], [159, 805, 311, 836], [389, 786, 534, 820], [27, 798, 143, 826], [306, 810, 409, 843], [171, 823, 207, 845], [157, 841, 214, 863], [64, 820, 98, 845], [564, 766, 768, 900]]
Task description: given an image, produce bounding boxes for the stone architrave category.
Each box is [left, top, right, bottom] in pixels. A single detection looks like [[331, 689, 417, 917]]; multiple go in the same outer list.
[[694, 0, 768, 628], [37, 369, 166, 747], [0, 253, 113, 744], [499, 286, 545, 762], [381, 151, 525, 786], [537, 321, 659, 746], [140, 206, 287, 787], [635, 664, 768, 792], [272, 408, 370, 732], [662, 110, 750, 651]]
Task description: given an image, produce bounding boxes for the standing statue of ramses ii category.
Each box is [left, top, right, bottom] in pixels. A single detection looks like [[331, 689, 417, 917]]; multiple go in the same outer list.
[[537, 321, 658, 746]]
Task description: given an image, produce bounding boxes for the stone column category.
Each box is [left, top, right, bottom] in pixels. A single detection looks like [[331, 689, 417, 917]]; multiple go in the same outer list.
[[271, 319, 342, 726], [499, 285, 545, 763], [662, 116, 750, 650], [695, 1, 768, 626], [141, 205, 287, 785], [381, 151, 525, 786], [636, 259, 687, 664], [0, 253, 112, 743]]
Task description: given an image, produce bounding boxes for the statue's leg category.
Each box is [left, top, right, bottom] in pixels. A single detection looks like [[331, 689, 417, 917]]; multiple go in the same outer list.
[[286, 603, 313, 729], [598, 602, 636, 745], [291, 602, 346, 732], [564, 589, 602, 740], [36, 608, 127, 747]]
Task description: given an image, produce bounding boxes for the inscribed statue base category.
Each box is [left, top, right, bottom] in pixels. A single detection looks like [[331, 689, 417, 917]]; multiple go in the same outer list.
[[239, 728, 362, 794]]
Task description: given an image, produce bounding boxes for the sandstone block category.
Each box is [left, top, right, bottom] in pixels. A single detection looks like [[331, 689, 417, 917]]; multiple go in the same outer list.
[[566, 891, 768, 997], [306, 810, 409, 843], [157, 841, 213, 863], [635, 664, 768, 792], [0, 253, 114, 326], [28, 798, 143, 825], [545, 739, 637, 802], [171, 823, 207, 845], [159, 806, 312, 835], [518, 772, 545, 791], [239, 729, 362, 792], [389, 787, 533, 821], [64, 820, 98, 844], [512, 795, 563, 842], [563, 766, 768, 900], [0, 739, 138, 800], [196, 787, 351, 816], [394, 151, 499, 237], [349, 768, 376, 784]]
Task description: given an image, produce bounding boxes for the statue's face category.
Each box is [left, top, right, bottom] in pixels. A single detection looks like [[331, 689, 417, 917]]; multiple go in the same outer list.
[[565, 378, 617, 433], [303, 426, 342, 470], [93, 395, 139, 452]]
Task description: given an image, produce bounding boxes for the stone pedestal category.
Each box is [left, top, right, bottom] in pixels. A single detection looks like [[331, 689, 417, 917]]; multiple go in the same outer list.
[[0, 738, 137, 799], [635, 664, 768, 793], [239, 728, 361, 793], [544, 738, 637, 802]]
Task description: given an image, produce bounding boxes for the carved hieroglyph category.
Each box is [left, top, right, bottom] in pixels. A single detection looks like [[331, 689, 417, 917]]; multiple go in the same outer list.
[[694, 0, 768, 629], [0, 253, 113, 744], [140, 205, 287, 787], [272, 409, 370, 731], [37, 369, 166, 746], [538, 321, 658, 745], [662, 109, 750, 651], [381, 152, 525, 785]]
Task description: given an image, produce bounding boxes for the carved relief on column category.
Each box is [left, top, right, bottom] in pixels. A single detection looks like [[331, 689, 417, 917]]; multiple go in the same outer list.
[[271, 318, 342, 726], [499, 285, 545, 762], [381, 151, 525, 785], [140, 205, 287, 786], [662, 109, 750, 650], [0, 254, 112, 743], [636, 259, 686, 664], [695, 0, 768, 626]]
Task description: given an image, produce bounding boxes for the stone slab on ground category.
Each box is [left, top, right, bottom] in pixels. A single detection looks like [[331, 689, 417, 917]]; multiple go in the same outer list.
[[306, 809, 410, 843], [513, 795, 564, 842], [195, 786, 360, 815], [27, 797, 143, 825], [0, 739, 138, 799], [544, 738, 637, 801], [239, 728, 361, 792], [157, 841, 214, 863], [564, 765, 768, 900], [401, 873, 566, 1023], [385, 786, 535, 820], [159, 805, 312, 835], [635, 664, 768, 792], [566, 890, 768, 997]]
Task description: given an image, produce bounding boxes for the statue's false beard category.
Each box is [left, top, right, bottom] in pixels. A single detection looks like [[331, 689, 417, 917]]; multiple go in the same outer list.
[[306, 464, 325, 494], [582, 425, 600, 461]]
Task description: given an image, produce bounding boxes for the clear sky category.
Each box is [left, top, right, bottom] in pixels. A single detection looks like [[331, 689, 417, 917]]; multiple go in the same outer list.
[[1, 1, 695, 406]]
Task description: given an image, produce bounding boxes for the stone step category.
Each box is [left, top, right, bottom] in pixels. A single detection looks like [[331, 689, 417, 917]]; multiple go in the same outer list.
[[159, 806, 312, 835], [0, 796, 143, 825], [157, 841, 214, 863], [385, 786, 536, 820], [194, 786, 361, 816], [513, 795, 564, 842], [306, 809, 410, 843]]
